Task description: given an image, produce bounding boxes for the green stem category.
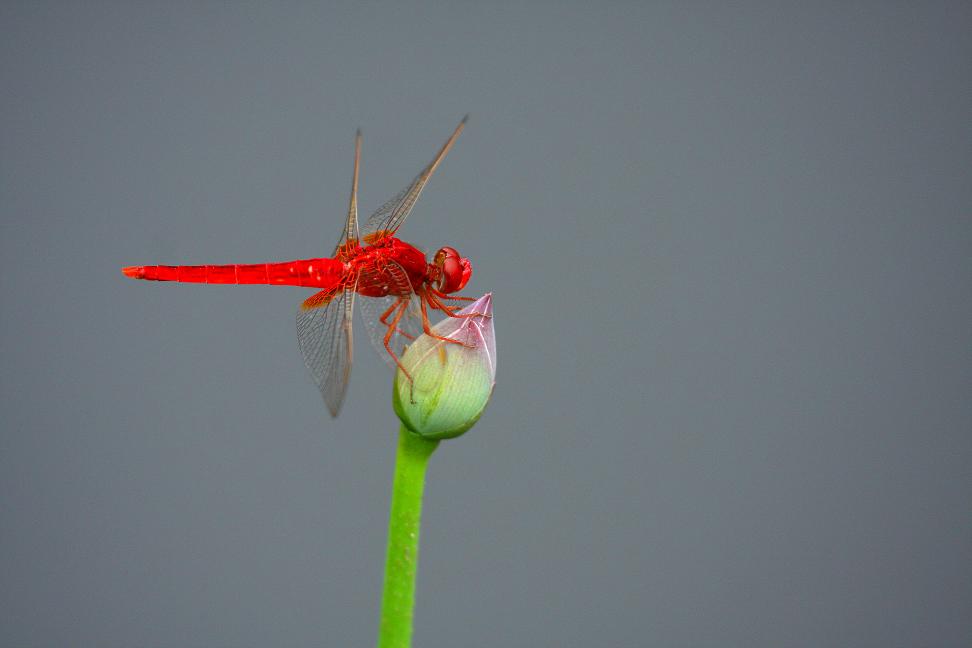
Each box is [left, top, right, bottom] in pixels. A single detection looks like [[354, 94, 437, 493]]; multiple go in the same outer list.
[[378, 424, 439, 648]]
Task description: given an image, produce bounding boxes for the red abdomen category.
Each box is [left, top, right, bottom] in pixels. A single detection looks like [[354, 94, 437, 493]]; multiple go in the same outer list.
[[122, 258, 345, 288]]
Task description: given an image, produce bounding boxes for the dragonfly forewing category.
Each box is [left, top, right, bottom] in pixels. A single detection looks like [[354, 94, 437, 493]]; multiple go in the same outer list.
[[362, 116, 467, 244]]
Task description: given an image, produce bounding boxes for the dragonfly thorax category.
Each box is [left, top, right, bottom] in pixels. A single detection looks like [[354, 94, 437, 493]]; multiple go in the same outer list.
[[353, 237, 428, 297]]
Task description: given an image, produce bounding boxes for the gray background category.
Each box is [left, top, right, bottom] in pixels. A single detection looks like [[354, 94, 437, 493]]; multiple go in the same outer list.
[[1, 2, 970, 646]]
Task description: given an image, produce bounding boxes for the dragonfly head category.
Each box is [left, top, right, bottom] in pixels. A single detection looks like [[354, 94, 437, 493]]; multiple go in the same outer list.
[[433, 246, 472, 294]]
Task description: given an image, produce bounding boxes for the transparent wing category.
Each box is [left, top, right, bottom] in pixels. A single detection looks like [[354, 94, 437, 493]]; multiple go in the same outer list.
[[359, 184, 411, 246], [295, 130, 362, 417], [357, 260, 424, 370], [359, 294, 424, 370], [296, 285, 356, 417], [362, 116, 467, 244], [333, 129, 362, 257]]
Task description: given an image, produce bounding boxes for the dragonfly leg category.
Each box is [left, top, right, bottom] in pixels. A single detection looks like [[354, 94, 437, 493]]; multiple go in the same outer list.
[[384, 299, 416, 402], [378, 298, 416, 340], [430, 288, 476, 302], [419, 292, 471, 347], [427, 291, 490, 320]]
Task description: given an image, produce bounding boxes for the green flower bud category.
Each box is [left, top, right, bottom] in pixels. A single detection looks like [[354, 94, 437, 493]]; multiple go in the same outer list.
[[393, 293, 496, 440]]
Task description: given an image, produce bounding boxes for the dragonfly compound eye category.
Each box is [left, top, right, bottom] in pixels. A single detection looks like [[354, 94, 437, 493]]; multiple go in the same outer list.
[[434, 246, 471, 293]]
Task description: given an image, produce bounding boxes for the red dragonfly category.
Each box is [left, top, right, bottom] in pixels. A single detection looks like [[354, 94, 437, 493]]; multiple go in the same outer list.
[[123, 118, 477, 417]]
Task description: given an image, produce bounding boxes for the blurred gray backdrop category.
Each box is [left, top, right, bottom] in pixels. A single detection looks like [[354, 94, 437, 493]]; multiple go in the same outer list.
[[2, 2, 970, 646]]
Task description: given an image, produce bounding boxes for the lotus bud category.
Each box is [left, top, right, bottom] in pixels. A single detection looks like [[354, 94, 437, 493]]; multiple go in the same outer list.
[[393, 294, 496, 440]]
